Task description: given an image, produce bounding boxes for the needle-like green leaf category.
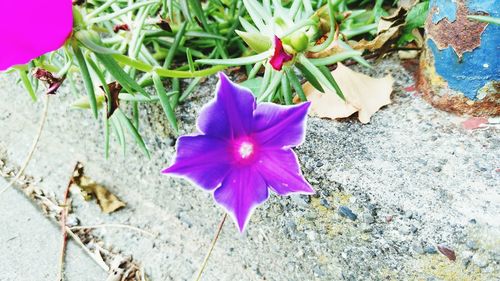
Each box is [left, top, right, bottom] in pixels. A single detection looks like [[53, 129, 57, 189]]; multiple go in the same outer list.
[[295, 62, 324, 93], [72, 43, 98, 118], [18, 70, 37, 101], [285, 68, 307, 102], [115, 109, 151, 158], [152, 72, 178, 134], [94, 53, 149, 98]]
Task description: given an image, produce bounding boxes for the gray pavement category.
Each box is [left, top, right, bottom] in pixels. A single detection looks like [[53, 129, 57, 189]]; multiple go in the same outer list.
[[0, 56, 498, 280]]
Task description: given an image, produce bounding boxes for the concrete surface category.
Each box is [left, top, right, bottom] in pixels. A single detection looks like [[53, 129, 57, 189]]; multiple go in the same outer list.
[[0, 178, 106, 281], [0, 56, 498, 280]]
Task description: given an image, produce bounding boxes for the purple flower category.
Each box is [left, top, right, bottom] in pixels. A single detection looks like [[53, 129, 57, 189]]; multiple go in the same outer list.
[[163, 73, 314, 232], [269, 36, 293, 71]]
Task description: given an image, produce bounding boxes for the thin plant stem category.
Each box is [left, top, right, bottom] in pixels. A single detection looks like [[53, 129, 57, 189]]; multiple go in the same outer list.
[[58, 162, 79, 281], [0, 94, 50, 195], [65, 226, 110, 271], [194, 213, 227, 281], [70, 224, 155, 237]]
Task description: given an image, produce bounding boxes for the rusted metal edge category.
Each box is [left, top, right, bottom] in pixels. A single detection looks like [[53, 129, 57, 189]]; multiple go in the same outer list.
[[417, 47, 500, 116]]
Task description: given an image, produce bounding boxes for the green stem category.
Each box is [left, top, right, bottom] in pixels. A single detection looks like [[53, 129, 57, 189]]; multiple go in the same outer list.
[[88, 0, 158, 24]]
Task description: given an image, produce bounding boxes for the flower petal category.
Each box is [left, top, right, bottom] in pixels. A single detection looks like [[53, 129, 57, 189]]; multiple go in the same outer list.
[[253, 102, 310, 148], [0, 0, 73, 70], [269, 36, 293, 71], [197, 72, 256, 139], [256, 148, 314, 196], [214, 167, 269, 232], [162, 135, 231, 190]]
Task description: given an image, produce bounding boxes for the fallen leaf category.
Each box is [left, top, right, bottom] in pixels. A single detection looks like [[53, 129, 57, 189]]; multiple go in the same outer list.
[[377, 7, 407, 33], [302, 63, 393, 123], [353, 25, 403, 53], [462, 117, 488, 130], [72, 162, 126, 214], [398, 0, 419, 10], [437, 245, 456, 261], [352, 8, 407, 54]]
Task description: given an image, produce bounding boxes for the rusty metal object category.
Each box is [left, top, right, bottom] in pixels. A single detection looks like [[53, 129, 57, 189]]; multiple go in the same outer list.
[[417, 47, 499, 116], [426, 1, 488, 60], [417, 0, 499, 116]]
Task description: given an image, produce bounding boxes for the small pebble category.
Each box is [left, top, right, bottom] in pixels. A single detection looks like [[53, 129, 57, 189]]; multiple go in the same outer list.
[[412, 242, 424, 254], [367, 203, 378, 216], [424, 245, 437, 254], [400, 226, 411, 235], [363, 213, 375, 224], [305, 212, 318, 221], [319, 198, 330, 208], [306, 230, 317, 241], [463, 256, 472, 267], [472, 254, 489, 268], [433, 166, 442, 172], [313, 265, 325, 277], [465, 240, 479, 250], [338, 206, 357, 221], [360, 223, 373, 233], [290, 194, 309, 207], [405, 211, 413, 219], [411, 225, 418, 233]]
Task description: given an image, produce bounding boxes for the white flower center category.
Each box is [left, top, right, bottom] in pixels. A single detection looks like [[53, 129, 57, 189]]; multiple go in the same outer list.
[[238, 142, 254, 159]]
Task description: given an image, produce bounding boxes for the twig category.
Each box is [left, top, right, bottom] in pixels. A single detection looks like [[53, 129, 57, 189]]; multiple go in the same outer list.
[[194, 213, 227, 281], [58, 162, 79, 281], [70, 224, 155, 238], [65, 226, 110, 271], [0, 94, 50, 195]]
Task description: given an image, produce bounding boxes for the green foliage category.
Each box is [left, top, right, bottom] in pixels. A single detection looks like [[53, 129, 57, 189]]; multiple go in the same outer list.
[[399, 1, 429, 45], [13, 0, 405, 157]]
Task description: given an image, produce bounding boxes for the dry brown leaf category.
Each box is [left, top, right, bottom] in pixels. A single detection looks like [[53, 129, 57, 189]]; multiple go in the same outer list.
[[353, 25, 403, 53], [302, 63, 394, 123], [72, 163, 126, 214], [398, 0, 419, 10], [377, 7, 407, 33], [352, 7, 407, 54]]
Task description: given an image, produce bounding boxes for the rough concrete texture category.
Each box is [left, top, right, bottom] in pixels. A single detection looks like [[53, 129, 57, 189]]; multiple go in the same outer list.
[[0, 56, 498, 280], [0, 177, 107, 281]]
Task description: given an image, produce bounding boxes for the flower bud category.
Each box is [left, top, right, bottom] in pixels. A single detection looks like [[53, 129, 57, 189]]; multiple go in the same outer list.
[[289, 32, 309, 52], [235, 30, 272, 53]]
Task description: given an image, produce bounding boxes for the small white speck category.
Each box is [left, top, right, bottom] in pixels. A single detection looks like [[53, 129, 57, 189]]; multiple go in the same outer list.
[[483, 64, 489, 68]]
